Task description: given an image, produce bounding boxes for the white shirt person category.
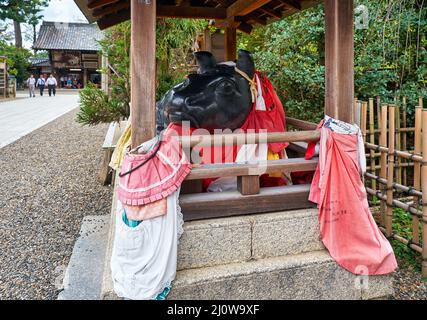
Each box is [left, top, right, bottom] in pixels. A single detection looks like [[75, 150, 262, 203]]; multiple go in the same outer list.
[[46, 75, 58, 97]]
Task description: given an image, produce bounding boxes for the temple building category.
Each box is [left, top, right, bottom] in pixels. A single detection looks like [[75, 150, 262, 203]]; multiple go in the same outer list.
[[32, 21, 104, 88]]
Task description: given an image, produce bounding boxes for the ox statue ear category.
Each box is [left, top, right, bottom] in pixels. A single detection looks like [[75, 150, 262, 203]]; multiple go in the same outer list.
[[236, 49, 255, 79], [194, 51, 217, 74]]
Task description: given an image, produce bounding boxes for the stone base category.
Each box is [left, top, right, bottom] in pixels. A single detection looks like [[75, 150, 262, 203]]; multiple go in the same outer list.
[[169, 251, 393, 300], [96, 185, 394, 301]]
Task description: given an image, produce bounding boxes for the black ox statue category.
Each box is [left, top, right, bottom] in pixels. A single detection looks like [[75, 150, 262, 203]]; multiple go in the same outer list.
[[156, 49, 256, 132]]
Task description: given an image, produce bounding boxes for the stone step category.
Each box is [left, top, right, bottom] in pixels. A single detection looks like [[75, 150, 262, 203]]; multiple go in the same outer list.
[[168, 250, 394, 300], [57, 215, 110, 300], [177, 208, 324, 270]]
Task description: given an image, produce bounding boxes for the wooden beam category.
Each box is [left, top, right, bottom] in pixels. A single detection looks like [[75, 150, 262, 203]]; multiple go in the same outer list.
[[236, 14, 267, 26], [181, 184, 315, 221], [227, 0, 272, 17], [130, 0, 156, 148], [286, 117, 317, 130], [259, 7, 282, 19], [179, 130, 321, 148], [175, 0, 191, 6], [157, 5, 227, 19], [96, 5, 227, 29], [215, 19, 254, 33], [276, 0, 302, 10], [97, 9, 129, 30], [88, 0, 119, 10], [92, 1, 130, 18], [186, 158, 318, 180], [324, 0, 354, 123]]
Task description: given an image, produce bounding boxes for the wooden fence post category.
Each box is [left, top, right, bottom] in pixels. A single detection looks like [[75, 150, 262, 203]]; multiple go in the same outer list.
[[395, 104, 402, 185], [379, 104, 388, 227], [422, 109, 427, 279], [369, 98, 376, 192], [402, 96, 407, 185], [413, 106, 422, 245], [386, 105, 395, 237]]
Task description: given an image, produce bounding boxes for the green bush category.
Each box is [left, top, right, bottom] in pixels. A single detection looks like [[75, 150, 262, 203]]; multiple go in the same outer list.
[[76, 83, 128, 126]]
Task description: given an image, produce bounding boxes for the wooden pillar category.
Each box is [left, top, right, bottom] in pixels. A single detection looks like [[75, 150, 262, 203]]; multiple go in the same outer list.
[[131, 0, 157, 149], [324, 0, 354, 123], [101, 55, 109, 94], [422, 109, 427, 278], [83, 69, 88, 88], [225, 27, 237, 61]]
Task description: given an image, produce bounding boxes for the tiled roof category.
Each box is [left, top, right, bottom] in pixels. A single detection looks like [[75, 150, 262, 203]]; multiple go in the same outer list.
[[29, 57, 51, 67], [33, 21, 103, 51]]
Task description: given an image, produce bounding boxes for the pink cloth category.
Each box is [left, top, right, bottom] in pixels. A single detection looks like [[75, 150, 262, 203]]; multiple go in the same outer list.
[[123, 199, 167, 221], [118, 133, 192, 206], [309, 127, 397, 275]]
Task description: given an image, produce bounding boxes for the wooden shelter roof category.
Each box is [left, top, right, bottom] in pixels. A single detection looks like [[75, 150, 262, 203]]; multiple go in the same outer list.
[[33, 21, 103, 51], [74, 0, 321, 32]]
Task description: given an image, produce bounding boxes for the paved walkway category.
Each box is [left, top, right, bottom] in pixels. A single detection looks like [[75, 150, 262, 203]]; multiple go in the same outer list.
[[0, 93, 79, 148]]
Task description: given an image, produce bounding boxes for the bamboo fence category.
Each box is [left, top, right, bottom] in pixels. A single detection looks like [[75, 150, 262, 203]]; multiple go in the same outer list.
[[359, 96, 427, 278]]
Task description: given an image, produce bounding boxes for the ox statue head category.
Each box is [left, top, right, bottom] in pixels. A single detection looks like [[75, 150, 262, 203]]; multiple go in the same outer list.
[[156, 49, 255, 132]]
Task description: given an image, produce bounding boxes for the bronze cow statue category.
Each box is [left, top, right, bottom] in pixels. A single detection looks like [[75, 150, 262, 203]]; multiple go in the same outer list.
[[156, 49, 256, 132]]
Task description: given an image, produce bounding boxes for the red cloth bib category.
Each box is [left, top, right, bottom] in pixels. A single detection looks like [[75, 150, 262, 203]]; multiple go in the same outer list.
[[309, 128, 397, 275]]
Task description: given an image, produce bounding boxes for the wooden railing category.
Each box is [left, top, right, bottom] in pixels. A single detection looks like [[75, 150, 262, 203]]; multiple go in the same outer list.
[[180, 129, 319, 221]]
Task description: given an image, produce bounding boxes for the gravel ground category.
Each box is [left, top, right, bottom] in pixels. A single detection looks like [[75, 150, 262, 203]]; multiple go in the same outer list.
[[0, 109, 112, 300], [392, 267, 427, 300]]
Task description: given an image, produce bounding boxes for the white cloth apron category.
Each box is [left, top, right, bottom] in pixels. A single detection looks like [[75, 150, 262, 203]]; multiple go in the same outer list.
[[111, 190, 184, 300]]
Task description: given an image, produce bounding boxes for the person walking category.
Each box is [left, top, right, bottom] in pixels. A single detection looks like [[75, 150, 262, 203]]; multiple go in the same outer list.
[[26, 74, 36, 98], [36, 75, 46, 96], [47, 74, 58, 97]]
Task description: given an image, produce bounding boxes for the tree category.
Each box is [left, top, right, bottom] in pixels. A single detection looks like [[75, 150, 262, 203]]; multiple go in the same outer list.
[[0, 38, 31, 85], [0, 0, 49, 48], [77, 19, 206, 126], [239, 0, 426, 122]]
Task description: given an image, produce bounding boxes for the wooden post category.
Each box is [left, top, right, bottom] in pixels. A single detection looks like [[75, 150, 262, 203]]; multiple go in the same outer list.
[[422, 109, 427, 279], [130, 0, 157, 149], [376, 96, 381, 178], [379, 104, 388, 227], [361, 101, 367, 141], [369, 98, 376, 193], [395, 104, 402, 184], [237, 176, 260, 195], [324, 0, 354, 123], [402, 96, 407, 185], [386, 105, 395, 237], [354, 100, 361, 127], [413, 106, 422, 245], [225, 27, 237, 61], [83, 69, 88, 88]]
